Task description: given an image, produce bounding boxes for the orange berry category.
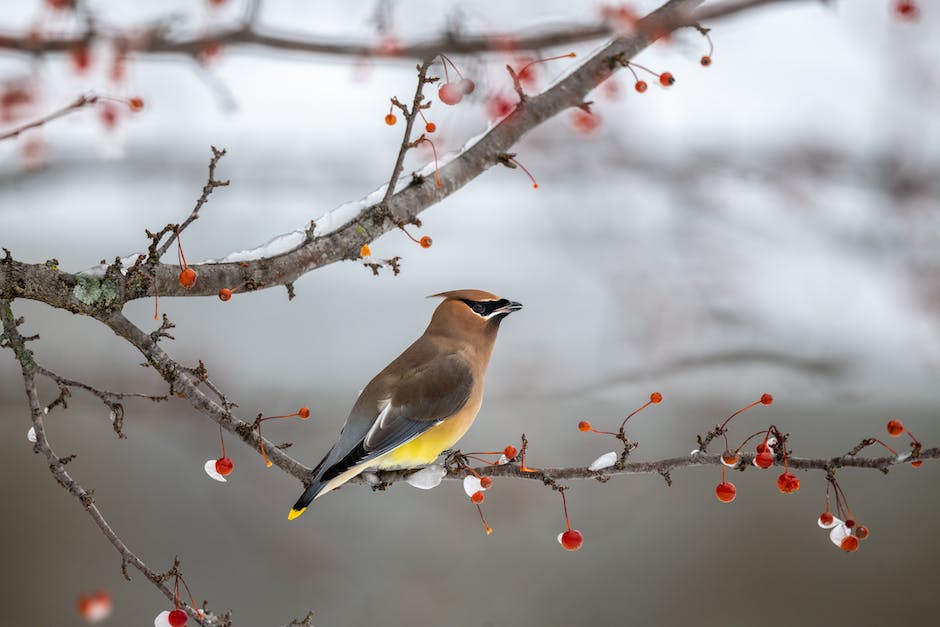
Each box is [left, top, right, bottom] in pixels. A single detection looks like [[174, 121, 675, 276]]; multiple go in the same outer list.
[[911, 460, 923, 468], [776, 472, 800, 494], [840, 536, 859, 552], [659, 72, 675, 87], [178, 267, 197, 288], [419, 235, 432, 248], [128, 97, 144, 112], [218, 288, 232, 301], [760, 393, 773, 405], [700, 56, 712, 67], [480, 476, 493, 489], [298, 407, 310, 419], [425, 122, 436, 133], [470, 490, 484, 504], [721, 451, 740, 467], [384, 113, 397, 126], [360, 244, 372, 257], [635, 80, 648, 93], [650, 392, 663, 404], [577, 420, 592, 432], [886, 419, 904, 437], [503, 445, 517, 459], [715, 481, 736, 503], [819, 511, 834, 526]]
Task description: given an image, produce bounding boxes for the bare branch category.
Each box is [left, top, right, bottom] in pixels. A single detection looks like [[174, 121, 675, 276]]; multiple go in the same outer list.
[[0, 94, 98, 143], [0, 300, 215, 627]]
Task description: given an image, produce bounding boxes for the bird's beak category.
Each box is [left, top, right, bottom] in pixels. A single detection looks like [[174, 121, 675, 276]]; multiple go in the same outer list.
[[494, 300, 523, 315]]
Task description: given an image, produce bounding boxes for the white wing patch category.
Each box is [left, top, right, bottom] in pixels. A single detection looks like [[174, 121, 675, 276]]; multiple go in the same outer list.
[[363, 399, 393, 448]]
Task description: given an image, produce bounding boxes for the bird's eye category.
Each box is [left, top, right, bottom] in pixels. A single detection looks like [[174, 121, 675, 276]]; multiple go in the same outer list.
[[471, 303, 485, 314]]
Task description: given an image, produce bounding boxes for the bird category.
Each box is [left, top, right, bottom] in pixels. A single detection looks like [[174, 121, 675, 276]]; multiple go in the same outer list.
[[288, 289, 522, 520]]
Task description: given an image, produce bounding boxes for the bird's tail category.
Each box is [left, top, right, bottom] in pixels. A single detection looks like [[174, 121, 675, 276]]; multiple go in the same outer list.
[[288, 480, 325, 520]]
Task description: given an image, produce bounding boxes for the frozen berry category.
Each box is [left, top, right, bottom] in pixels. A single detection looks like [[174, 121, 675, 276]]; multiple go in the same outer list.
[[438, 83, 463, 105]]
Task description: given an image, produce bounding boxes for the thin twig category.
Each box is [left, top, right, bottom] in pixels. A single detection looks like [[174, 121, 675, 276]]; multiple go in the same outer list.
[[155, 146, 230, 260], [0, 94, 98, 142], [380, 60, 434, 207], [0, 300, 214, 626]]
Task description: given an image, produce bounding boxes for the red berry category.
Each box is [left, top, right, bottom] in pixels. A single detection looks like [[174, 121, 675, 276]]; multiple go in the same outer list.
[[298, 407, 311, 419], [470, 490, 484, 504], [199, 41, 222, 64], [425, 122, 436, 133], [634, 81, 648, 93], [384, 113, 397, 126], [894, 1, 919, 20], [46, 0, 74, 10], [756, 441, 769, 454], [168, 609, 188, 627], [577, 420, 591, 432], [571, 109, 600, 134], [479, 476, 493, 489], [503, 445, 517, 459], [754, 450, 774, 469], [419, 236, 432, 249], [855, 525, 870, 540], [560, 529, 583, 551], [486, 95, 514, 120], [818, 511, 834, 526], [840, 536, 859, 552], [760, 393, 773, 405], [886, 419, 904, 437], [70, 44, 90, 73], [128, 97, 144, 112], [700, 55, 712, 67], [721, 451, 740, 467], [845, 518, 855, 528], [650, 392, 663, 404], [457, 78, 476, 95], [438, 83, 463, 105], [659, 72, 675, 87], [179, 267, 197, 288], [715, 481, 737, 503], [99, 102, 118, 130], [911, 459, 923, 468], [218, 288, 232, 301], [215, 457, 233, 476], [776, 472, 800, 494]]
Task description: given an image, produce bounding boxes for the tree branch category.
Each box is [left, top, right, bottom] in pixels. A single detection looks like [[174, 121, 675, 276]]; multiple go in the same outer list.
[[0, 93, 98, 142], [0, 299, 216, 627]]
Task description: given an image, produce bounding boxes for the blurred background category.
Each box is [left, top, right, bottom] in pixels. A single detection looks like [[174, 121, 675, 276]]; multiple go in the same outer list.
[[2, 1, 939, 625]]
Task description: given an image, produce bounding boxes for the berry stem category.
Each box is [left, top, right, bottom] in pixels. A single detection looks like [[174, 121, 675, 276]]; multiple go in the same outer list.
[[507, 156, 538, 189], [517, 52, 576, 76], [560, 490, 573, 531]]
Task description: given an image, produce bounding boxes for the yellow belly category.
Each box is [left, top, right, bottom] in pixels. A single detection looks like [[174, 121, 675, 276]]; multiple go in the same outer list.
[[311, 397, 483, 500], [374, 400, 480, 469]]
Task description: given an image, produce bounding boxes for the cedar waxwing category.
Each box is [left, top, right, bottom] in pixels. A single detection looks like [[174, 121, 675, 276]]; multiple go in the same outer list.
[[288, 289, 522, 520]]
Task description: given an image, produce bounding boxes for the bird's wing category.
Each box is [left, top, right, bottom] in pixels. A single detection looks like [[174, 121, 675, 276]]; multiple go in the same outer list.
[[318, 352, 474, 483]]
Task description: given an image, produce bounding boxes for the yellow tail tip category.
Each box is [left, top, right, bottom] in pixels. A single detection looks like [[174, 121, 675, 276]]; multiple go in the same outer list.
[[288, 507, 307, 521]]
